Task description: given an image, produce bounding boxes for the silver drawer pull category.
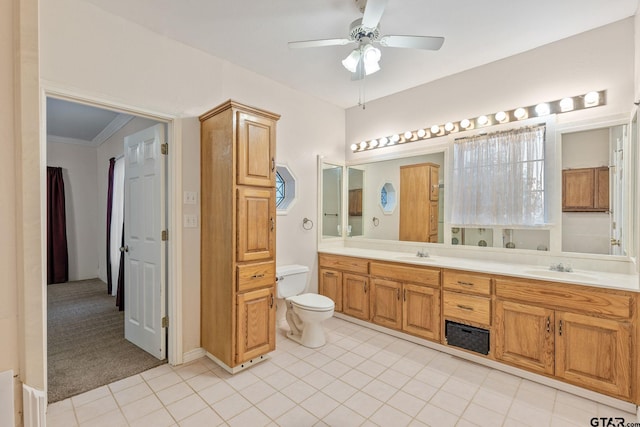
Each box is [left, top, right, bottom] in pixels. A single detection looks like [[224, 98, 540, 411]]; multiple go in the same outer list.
[[457, 281, 474, 286], [457, 304, 474, 311]]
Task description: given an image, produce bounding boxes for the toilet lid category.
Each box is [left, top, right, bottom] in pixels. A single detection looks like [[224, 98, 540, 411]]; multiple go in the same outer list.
[[289, 293, 335, 311]]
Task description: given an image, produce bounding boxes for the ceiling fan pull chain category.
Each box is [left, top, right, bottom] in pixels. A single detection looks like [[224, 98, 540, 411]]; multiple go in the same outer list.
[[359, 76, 366, 109]]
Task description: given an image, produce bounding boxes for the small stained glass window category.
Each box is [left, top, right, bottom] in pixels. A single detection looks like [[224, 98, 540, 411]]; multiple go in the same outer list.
[[275, 165, 296, 213], [380, 186, 387, 208]]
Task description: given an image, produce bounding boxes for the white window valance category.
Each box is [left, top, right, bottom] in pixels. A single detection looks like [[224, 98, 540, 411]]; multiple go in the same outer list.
[[451, 125, 546, 226]]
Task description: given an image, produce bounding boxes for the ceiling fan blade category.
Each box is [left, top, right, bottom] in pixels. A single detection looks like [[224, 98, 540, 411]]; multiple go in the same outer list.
[[361, 0, 388, 29], [379, 35, 445, 50], [288, 38, 353, 49]]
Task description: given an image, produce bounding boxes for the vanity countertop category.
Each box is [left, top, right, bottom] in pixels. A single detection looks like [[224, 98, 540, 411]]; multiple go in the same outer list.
[[318, 247, 640, 292]]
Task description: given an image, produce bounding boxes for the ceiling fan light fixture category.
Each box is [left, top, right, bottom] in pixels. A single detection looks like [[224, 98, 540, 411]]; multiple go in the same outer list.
[[342, 49, 361, 73]]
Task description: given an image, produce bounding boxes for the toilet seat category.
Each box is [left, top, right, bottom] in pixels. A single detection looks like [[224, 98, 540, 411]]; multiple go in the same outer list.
[[288, 293, 334, 312]]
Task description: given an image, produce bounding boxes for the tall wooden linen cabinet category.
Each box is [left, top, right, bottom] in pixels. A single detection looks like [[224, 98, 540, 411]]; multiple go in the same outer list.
[[200, 100, 280, 373], [399, 162, 440, 242]]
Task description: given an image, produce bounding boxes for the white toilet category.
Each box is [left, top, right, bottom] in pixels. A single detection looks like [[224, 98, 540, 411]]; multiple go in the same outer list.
[[276, 265, 335, 348]]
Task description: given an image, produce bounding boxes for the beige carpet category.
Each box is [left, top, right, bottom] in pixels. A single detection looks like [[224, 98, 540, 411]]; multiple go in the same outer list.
[[47, 278, 165, 403]]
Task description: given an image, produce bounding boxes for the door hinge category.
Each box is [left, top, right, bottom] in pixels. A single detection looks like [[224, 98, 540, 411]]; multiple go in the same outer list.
[[162, 316, 168, 328], [161, 143, 168, 155], [162, 230, 168, 241]]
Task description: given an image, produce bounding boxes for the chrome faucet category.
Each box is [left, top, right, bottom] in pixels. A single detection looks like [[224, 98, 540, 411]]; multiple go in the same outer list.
[[550, 262, 573, 272], [416, 249, 429, 258]]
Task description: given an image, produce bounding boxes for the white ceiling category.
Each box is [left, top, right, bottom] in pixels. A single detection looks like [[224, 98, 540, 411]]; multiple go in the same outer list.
[[81, 0, 638, 109], [48, 0, 638, 142]]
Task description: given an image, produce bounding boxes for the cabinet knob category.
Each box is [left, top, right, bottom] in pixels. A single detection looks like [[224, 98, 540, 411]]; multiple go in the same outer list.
[[270, 217, 275, 231]]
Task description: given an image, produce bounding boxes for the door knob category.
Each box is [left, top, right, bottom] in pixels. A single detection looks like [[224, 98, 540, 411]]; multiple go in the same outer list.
[[119, 245, 129, 253]]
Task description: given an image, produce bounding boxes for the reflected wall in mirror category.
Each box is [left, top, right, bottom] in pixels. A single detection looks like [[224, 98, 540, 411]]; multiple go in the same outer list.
[[347, 152, 444, 243], [322, 163, 343, 237], [348, 168, 363, 237], [561, 125, 626, 255]]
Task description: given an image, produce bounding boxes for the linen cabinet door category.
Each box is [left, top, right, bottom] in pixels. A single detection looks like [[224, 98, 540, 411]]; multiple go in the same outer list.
[[236, 287, 275, 364], [370, 278, 402, 330], [494, 300, 554, 375], [342, 273, 370, 320], [555, 312, 631, 399], [319, 269, 343, 312], [402, 283, 440, 341], [237, 187, 275, 262], [236, 110, 276, 187]]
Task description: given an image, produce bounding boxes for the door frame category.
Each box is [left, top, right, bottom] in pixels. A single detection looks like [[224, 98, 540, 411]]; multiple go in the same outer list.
[[41, 86, 184, 375]]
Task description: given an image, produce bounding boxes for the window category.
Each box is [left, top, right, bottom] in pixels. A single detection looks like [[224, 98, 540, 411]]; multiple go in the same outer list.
[[275, 164, 296, 213], [379, 182, 397, 214], [451, 125, 545, 226]]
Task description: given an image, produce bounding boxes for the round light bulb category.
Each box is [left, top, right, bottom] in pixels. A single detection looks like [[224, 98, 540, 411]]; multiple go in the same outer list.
[[495, 111, 507, 122], [559, 97, 574, 112], [378, 137, 388, 147], [369, 139, 378, 149], [584, 91, 599, 106], [391, 134, 400, 143], [430, 125, 440, 134], [359, 141, 367, 150], [403, 131, 413, 140], [444, 122, 454, 132], [417, 129, 426, 138], [514, 107, 527, 119], [350, 143, 358, 151], [535, 103, 550, 116], [477, 115, 489, 125], [460, 119, 471, 129]]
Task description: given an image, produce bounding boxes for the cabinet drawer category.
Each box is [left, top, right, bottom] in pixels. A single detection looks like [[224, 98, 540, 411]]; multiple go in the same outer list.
[[237, 261, 275, 292], [318, 254, 368, 274], [443, 270, 491, 295], [443, 291, 491, 325], [370, 262, 440, 287], [495, 278, 633, 319]]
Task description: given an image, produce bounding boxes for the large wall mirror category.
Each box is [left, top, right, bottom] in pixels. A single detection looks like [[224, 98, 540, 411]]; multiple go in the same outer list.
[[320, 161, 343, 238], [561, 123, 631, 256], [347, 152, 445, 243]]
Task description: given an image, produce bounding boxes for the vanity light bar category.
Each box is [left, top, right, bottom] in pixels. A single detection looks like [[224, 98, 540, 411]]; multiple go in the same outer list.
[[350, 90, 607, 152]]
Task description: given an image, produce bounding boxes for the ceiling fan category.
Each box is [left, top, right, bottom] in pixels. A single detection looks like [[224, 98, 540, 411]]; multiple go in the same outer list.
[[288, 0, 444, 80]]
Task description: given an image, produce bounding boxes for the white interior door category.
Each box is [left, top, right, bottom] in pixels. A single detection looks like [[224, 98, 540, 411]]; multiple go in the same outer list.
[[610, 125, 626, 256], [124, 124, 166, 359]]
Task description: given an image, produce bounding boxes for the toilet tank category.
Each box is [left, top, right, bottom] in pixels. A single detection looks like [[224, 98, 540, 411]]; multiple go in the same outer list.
[[276, 265, 310, 298]]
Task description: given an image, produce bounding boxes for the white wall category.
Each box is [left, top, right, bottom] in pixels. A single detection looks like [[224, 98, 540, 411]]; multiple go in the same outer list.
[[47, 142, 99, 280], [346, 19, 634, 162], [40, 0, 345, 356]]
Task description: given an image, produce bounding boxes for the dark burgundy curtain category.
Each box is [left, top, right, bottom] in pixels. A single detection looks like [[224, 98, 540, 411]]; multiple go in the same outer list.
[[106, 158, 116, 294], [47, 167, 69, 284], [116, 228, 125, 311]]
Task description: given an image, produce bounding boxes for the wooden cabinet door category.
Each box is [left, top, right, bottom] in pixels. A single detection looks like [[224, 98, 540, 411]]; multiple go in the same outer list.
[[348, 189, 363, 216], [237, 187, 275, 262], [236, 111, 276, 187], [563, 168, 594, 210], [595, 167, 609, 210], [319, 269, 343, 312], [402, 283, 440, 341], [343, 273, 370, 320], [495, 300, 554, 375], [555, 312, 631, 398], [399, 164, 430, 242], [370, 278, 402, 330], [236, 287, 275, 364], [429, 200, 438, 237]]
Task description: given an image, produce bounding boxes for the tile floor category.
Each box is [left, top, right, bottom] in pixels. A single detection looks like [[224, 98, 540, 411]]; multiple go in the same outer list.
[[47, 317, 636, 427]]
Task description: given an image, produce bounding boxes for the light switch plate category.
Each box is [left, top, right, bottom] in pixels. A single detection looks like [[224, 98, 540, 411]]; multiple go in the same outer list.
[[184, 191, 197, 205], [183, 214, 198, 228]]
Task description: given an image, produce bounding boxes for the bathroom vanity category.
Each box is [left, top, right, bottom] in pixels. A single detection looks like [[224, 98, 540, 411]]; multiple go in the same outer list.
[[318, 248, 640, 408]]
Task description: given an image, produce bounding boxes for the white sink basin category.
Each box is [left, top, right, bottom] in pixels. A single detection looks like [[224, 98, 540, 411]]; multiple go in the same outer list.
[[522, 269, 596, 282], [394, 256, 436, 264]]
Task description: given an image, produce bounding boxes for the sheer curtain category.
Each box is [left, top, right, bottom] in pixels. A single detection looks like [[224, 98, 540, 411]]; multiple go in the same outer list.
[[109, 157, 125, 296], [451, 126, 546, 226]]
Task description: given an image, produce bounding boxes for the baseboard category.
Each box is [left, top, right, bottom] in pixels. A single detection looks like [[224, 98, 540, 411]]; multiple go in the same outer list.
[[183, 347, 206, 364], [22, 384, 45, 427]]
